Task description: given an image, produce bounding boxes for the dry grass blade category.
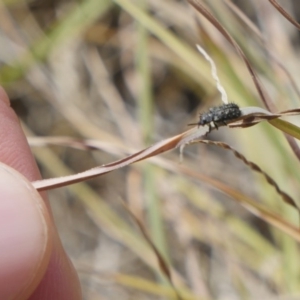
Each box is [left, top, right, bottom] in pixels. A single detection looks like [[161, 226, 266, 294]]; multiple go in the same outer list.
[[187, 0, 273, 111], [278, 108, 300, 115], [284, 135, 300, 162], [228, 107, 300, 133], [32, 127, 208, 191], [268, 0, 300, 31], [28, 136, 117, 152], [121, 203, 183, 300], [194, 139, 299, 213], [225, 0, 300, 99]]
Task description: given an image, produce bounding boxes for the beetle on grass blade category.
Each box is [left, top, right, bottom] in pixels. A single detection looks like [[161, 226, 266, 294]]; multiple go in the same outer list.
[[189, 103, 242, 132]]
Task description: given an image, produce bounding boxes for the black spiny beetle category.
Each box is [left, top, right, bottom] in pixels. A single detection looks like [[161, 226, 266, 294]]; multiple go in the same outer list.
[[189, 103, 241, 132]]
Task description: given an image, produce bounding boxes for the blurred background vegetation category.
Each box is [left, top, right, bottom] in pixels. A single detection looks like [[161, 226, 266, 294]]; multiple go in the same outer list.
[[1, 0, 300, 299]]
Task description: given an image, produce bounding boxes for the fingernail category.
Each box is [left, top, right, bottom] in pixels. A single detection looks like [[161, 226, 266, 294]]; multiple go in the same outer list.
[[0, 163, 51, 299]]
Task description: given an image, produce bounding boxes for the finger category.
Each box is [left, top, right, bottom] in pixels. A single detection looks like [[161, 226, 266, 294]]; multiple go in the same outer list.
[[0, 164, 52, 300], [0, 87, 42, 182], [0, 87, 82, 299]]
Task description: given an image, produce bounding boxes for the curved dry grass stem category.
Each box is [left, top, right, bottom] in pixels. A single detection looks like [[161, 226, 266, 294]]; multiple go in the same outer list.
[[191, 139, 299, 214], [121, 203, 183, 300], [268, 0, 300, 31], [187, 0, 274, 112], [224, 0, 300, 99]]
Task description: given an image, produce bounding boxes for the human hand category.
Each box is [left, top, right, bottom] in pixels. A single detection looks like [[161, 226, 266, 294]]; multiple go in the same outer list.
[[0, 87, 82, 299]]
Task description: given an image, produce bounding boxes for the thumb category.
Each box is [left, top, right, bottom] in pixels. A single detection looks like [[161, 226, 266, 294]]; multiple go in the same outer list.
[[0, 163, 52, 300]]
